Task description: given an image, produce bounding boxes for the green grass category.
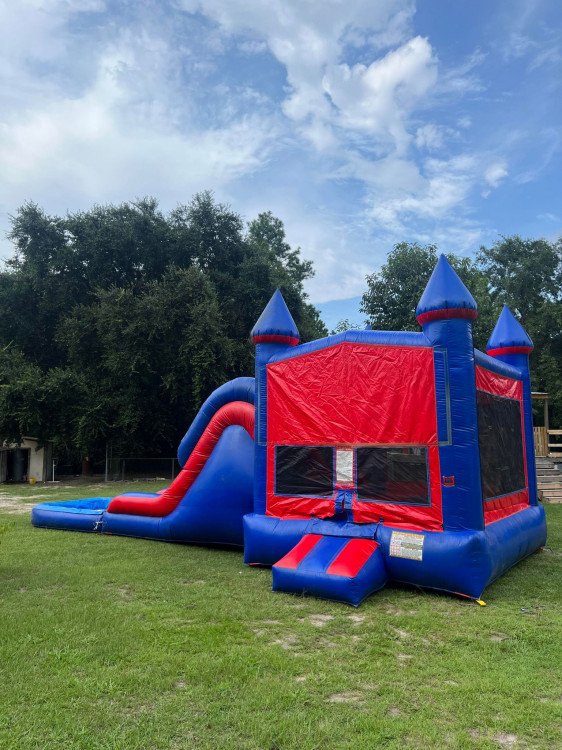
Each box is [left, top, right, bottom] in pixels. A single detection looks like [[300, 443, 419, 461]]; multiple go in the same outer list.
[[0, 483, 561, 750]]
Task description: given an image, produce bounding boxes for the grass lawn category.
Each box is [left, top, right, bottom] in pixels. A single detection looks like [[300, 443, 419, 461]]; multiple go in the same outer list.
[[0, 482, 561, 750]]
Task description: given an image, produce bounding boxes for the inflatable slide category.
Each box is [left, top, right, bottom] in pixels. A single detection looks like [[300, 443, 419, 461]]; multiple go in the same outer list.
[[32, 378, 255, 546]]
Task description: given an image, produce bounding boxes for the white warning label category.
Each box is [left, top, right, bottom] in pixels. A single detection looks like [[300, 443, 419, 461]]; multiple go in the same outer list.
[[389, 531, 424, 561], [336, 449, 354, 484]]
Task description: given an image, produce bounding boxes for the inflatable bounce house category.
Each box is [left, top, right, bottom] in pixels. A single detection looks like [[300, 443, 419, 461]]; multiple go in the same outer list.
[[32, 255, 547, 605]]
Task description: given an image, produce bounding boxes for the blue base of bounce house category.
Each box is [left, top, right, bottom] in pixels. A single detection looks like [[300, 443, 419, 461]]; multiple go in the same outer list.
[[243, 506, 547, 603]]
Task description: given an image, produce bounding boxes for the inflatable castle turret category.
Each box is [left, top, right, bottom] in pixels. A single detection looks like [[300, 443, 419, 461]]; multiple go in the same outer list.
[[486, 304, 538, 506], [415, 255, 483, 531], [251, 289, 300, 515]]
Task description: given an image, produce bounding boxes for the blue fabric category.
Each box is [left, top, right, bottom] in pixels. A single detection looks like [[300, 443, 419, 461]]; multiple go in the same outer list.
[[267, 329, 428, 367], [424, 317, 484, 530], [33, 497, 110, 514], [177, 377, 255, 466], [474, 349, 522, 379], [251, 289, 300, 340], [434, 348, 451, 444], [416, 255, 477, 316], [31, 498, 110, 532], [487, 305, 534, 350]]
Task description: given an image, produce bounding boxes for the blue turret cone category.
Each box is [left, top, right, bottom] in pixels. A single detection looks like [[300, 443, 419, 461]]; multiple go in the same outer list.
[[416, 254, 478, 324], [251, 288, 300, 344], [486, 304, 533, 353]]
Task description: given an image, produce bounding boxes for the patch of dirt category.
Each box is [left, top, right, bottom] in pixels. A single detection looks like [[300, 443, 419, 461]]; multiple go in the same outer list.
[[306, 614, 334, 627], [252, 628, 267, 637], [294, 675, 307, 683], [175, 680, 186, 690], [327, 692, 364, 704], [389, 626, 411, 640], [387, 706, 401, 717], [444, 679, 459, 686], [468, 729, 482, 740], [262, 619, 281, 625], [116, 585, 135, 601], [271, 634, 299, 650], [348, 614, 365, 624], [396, 653, 413, 665], [493, 733, 519, 747], [317, 637, 338, 648], [490, 632, 509, 642], [0, 499, 32, 515]]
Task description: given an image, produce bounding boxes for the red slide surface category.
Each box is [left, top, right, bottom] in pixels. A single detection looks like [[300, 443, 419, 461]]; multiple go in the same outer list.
[[108, 401, 254, 517]]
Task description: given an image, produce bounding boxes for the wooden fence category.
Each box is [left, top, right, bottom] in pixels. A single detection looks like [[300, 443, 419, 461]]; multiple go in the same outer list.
[[534, 427, 562, 457]]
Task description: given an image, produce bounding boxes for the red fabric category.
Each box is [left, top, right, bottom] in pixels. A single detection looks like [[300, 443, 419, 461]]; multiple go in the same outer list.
[[274, 534, 322, 569], [484, 489, 529, 523], [266, 343, 442, 530], [253, 334, 299, 346], [486, 345, 533, 356], [416, 307, 478, 325], [476, 366, 522, 400], [108, 401, 254, 517], [267, 344, 437, 446], [327, 539, 378, 577], [352, 445, 443, 531], [266, 494, 336, 520]]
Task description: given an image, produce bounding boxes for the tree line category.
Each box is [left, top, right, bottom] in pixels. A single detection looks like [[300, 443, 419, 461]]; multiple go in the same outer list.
[[0, 192, 560, 471], [0, 193, 325, 469]]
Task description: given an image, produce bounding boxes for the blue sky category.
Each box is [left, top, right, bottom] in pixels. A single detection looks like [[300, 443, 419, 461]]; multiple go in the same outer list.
[[0, 1, 560, 329]]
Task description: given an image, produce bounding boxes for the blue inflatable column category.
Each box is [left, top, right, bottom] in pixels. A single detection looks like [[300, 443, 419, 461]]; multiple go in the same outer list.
[[486, 305, 538, 505], [416, 255, 484, 531], [251, 290, 301, 515]]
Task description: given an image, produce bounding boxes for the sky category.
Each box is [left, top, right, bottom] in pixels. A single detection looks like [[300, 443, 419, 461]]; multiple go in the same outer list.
[[0, 0, 561, 329]]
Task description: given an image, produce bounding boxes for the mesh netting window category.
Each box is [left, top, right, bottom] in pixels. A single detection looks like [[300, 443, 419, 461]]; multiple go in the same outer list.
[[356, 447, 429, 505], [477, 390, 526, 500], [274, 446, 334, 497]]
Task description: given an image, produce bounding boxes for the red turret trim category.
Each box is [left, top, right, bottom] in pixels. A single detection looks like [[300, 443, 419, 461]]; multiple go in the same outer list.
[[252, 334, 300, 346], [107, 401, 254, 517], [416, 307, 478, 325], [486, 345, 533, 357]]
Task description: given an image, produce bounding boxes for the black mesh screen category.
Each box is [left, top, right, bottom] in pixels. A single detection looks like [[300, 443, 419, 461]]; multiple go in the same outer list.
[[356, 447, 429, 505], [477, 390, 526, 500], [274, 446, 334, 497]]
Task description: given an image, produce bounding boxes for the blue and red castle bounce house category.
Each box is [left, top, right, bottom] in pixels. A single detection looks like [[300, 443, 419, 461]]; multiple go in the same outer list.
[[32, 255, 547, 606]]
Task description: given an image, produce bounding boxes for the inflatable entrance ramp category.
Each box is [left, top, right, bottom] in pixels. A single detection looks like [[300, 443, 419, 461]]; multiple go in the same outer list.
[[272, 534, 388, 606]]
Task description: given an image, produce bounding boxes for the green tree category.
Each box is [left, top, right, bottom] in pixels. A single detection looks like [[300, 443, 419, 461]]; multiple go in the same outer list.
[[0, 193, 326, 469], [478, 236, 562, 425]]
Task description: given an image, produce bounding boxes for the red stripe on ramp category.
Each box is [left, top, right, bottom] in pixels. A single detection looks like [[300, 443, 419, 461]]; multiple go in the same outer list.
[[274, 534, 322, 570], [327, 539, 378, 577]]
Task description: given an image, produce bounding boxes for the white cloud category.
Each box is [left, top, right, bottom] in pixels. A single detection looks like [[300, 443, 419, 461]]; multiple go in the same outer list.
[[323, 36, 437, 152], [484, 162, 508, 188], [415, 123, 445, 150], [0, 7, 276, 227]]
